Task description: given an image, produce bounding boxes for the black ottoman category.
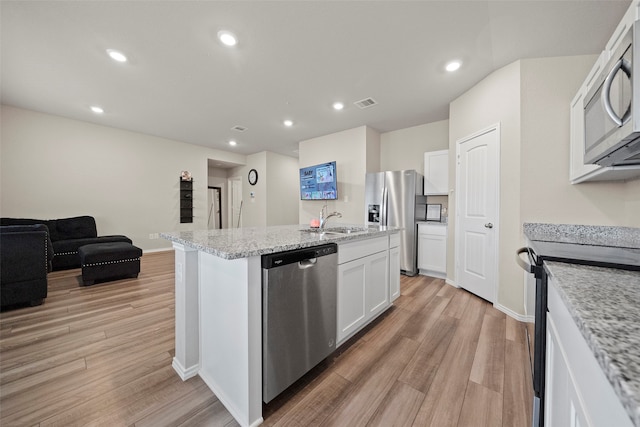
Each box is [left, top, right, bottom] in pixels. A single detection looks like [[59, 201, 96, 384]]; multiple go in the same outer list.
[[78, 242, 142, 286]]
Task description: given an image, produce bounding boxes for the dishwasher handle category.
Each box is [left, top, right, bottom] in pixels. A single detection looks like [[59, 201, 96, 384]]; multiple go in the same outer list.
[[299, 258, 317, 269]]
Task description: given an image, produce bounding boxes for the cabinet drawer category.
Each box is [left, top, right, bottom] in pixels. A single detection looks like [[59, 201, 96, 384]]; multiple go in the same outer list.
[[418, 223, 447, 236], [338, 236, 387, 264], [389, 232, 400, 248]]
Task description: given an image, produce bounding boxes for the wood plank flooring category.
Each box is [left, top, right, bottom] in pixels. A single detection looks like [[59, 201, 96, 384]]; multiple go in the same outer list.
[[0, 250, 532, 426]]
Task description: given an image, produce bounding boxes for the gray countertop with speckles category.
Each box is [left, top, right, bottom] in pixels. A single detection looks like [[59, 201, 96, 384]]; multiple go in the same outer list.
[[161, 224, 399, 260], [524, 223, 640, 426], [524, 222, 640, 248]]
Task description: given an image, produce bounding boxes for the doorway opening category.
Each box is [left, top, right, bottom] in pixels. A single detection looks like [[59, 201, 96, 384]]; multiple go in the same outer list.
[[207, 186, 222, 229]]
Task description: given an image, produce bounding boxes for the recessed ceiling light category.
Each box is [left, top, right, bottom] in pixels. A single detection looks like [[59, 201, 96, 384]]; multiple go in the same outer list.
[[446, 61, 462, 72], [106, 49, 127, 63], [228, 140, 237, 146], [218, 30, 238, 47], [333, 102, 344, 111], [90, 106, 104, 114], [283, 120, 293, 127]]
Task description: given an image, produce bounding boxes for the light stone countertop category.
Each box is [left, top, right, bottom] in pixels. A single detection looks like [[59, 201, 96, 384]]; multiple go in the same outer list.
[[544, 262, 640, 427], [161, 224, 399, 260], [524, 222, 640, 426], [524, 222, 640, 248]]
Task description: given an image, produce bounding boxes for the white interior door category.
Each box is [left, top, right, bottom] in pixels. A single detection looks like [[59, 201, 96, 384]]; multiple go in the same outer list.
[[455, 125, 500, 303], [208, 188, 221, 229], [229, 177, 243, 228]]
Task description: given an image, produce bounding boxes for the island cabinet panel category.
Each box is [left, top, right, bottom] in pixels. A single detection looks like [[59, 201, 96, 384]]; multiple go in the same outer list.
[[545, 278, 633, 427], [337, 235, 391, 346], [198, 252, 263, 427], [366, 251, 390, 318], [389, 234, 401, 302], [337, 258, 367, 342]]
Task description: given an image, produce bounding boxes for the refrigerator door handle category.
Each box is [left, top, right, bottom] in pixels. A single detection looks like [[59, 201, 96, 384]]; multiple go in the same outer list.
[[381, 187, 388, 226]]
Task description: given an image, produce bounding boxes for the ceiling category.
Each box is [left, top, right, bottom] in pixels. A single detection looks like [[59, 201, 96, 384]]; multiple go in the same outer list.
[[0, 1, 630, 159]]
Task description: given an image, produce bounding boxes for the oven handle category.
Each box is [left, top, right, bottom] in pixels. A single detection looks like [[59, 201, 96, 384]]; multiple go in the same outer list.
[[516, 247, 537, 273], [602, 58, 632, 127]]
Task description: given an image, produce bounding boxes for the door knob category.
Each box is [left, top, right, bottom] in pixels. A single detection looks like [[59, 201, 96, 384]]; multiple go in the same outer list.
[[485, 223, 493, 229]]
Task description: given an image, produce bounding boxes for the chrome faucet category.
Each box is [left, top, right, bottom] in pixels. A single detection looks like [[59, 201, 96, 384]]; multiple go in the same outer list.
[[319, 204, 342, 229]]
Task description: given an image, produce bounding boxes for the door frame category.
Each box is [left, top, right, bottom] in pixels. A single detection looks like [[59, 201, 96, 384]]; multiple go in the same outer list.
[[207, 186, 222, 229], [454, 123, 501, 304]]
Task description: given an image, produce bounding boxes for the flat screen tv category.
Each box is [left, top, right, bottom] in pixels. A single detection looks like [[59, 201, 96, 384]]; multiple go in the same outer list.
[[299, 161, 338, 200]]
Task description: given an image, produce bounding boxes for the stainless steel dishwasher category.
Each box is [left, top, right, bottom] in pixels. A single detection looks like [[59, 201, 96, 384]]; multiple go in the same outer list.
[[262, 243, 338, 403]]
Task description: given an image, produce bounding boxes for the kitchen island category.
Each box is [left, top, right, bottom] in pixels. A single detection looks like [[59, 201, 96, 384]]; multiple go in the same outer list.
[[161, 224, 400, 427]]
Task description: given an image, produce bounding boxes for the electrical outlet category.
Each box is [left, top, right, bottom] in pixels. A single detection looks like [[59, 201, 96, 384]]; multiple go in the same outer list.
[[149, 233, 159, 239]]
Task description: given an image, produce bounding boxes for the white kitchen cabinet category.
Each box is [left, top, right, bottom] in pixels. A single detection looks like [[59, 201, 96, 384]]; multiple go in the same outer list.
[[545, 314, 589, 427], [389, 233, 401, 302], [605, 1, 639, 60], [424, 149, 449, 195], [417, 223, 447, 278], [337, 236, 390, 346], [545, 277, 633, 427]]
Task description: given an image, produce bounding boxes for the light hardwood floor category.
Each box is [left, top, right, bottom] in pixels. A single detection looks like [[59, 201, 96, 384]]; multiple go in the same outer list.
[[0, 250, 532, 426]]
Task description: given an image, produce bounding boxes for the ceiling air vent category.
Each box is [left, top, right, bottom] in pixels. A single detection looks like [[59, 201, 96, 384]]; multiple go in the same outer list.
[[354, 97, 378, 109], [232, 125, 247, 132]]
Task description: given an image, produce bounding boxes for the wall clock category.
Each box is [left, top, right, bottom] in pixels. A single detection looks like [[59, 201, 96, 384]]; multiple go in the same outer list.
[[248, 169, 258, 185]]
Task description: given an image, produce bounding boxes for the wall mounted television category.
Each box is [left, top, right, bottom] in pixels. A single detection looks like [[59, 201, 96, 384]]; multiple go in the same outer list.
[[299, 161, 338, 200]]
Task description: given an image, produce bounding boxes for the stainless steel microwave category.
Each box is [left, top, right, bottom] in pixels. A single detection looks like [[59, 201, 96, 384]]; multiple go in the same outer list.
[[584, 20, 640, 167]]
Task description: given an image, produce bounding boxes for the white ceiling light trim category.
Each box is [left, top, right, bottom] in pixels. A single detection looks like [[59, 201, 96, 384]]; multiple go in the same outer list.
[[228, 140, 237, 146], [283, 119, 293, 127], [218, 30, 238, 47], [106, 49, 127, 63], [445, 61, 462, 72], [90, 106, 104, 114], [332, 102, 344, 111]]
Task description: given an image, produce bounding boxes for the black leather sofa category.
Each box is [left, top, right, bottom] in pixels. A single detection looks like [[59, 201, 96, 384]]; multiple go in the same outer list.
[[1, 224, 53, 308], [0, 216, 132, 271]]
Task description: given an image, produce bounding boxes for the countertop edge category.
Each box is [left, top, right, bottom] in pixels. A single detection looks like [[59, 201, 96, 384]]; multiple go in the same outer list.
[[161, 227, 399, 260]]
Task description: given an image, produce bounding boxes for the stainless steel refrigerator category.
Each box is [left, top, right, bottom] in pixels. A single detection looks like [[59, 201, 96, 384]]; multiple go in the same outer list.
[[365, 170, 426, 276]]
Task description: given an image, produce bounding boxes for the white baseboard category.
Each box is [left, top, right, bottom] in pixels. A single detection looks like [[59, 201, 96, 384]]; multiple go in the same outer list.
[[445, 278, 459, 288], [418, 269, 446, 279], [494, 303, 534, 323], [143, 247, 174, 254], [199, 369, 264, 427], [172, 357, 199, 381], [445, 279, 533, 323]]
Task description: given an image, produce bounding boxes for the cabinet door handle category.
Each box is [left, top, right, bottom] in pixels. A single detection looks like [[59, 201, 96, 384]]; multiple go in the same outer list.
[[484, 223, 493, 229]]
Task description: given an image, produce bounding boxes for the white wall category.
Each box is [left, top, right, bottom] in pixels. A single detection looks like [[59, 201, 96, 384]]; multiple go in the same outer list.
[[448, 55, 640, 317], [232, 152, 267, 227], [298, 126, 379, 225], [380, 120, 449, 172], [449, 61, 523, 314], [265, 151, 299, 226], [230, 151, 298, 227], [0, 105, 246, 251], [520, 55, 640, 227]]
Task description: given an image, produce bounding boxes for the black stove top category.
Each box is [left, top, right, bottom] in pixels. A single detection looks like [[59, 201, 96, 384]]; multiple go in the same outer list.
[[529, 240, 640, 271]]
